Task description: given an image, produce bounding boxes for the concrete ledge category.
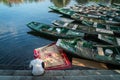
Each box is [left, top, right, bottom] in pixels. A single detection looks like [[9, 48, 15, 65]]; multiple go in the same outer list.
[[0, 75, 120, 80], [0, 70, 119, 76]]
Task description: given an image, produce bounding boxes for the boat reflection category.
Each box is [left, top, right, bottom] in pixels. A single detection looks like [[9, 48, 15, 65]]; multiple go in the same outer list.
[[27, 31, 58, 41]]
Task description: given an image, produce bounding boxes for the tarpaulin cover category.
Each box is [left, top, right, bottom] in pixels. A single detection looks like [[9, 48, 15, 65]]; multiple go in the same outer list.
[[34, 43, 71, 70]]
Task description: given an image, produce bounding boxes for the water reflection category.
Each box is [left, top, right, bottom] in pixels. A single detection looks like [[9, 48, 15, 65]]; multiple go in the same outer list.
[[49, 0, 113, 8], [75, 0, 120, 4], [75, 0, 88, 4], [0, 0, 120, 7], [75, 0, 112, 5], [50, 0, 70, 7], [0, 0, 45, 7], [27, 31, 58, 41]]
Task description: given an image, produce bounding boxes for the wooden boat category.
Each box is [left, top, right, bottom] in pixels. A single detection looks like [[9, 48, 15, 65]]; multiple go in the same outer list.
[[70, 5, 120, 21], [98, 34, 120, 46], [49, 6, 75, 16], [52, 20, 120, 37], [49, 6, 60, 12], [53, 20, 120, 45], [27, 22, 84, 39], [98, 3, 120, 10], [71, 14, 120, 25], [56, 38, 120, 65], [49, 6, 102, 19], [71, 4, 109, 14], [71, 13, 106, 22], [113, 3, 120, 7], [49, 6, 120, 25], [72, 3, 120, 17], [81, 20, 120, 33]]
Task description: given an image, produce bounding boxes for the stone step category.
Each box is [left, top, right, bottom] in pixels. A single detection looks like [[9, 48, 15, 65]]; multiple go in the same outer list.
[[0, 70, 119, 76], [0, 75, 120, 80]]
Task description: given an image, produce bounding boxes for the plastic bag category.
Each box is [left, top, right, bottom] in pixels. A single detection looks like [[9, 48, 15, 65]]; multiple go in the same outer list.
[[29, 58, 45, 76]]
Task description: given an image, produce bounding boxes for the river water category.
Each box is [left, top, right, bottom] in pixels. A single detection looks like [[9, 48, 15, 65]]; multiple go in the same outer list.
[[0, 0, 119, 70]]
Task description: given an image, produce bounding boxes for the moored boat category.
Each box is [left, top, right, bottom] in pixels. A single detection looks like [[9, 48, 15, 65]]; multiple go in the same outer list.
[[53, 20, 120, 46], [81, 20, 120, 33], [98, 3, 120, 10], [70, 5, 120, 22], [27, 22, 84, 39], [49, 6, 120, 25], [113, 3, 120, 6], [52, 20, 120, 37], [71, 13, 120, 25], [49, 6, 75, 16], [98, 34, 120, 46], [49, 6, 103, 19], [56, 38, 120, 65]]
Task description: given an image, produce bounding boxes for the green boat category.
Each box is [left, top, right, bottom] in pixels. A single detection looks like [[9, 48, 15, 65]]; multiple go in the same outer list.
[[98, 3, 120, 10], [49, 6, 75, 16], [27, 22, 84, 39], [70, 4, 120, 22], [50, 5, 120, 16], [98, 34, 120, 46], [81, 20, 120, 33], [70, 5, 120, 16], [113, 3, 120, 7], [71, 13, 108, 23], [71, 13, 120, 25], [49, 6, 102, 19], [56, 38, 120, 65], [52, 20, 120, 37], [49, 6, 120, 25], [113, 3, 120, 10]]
